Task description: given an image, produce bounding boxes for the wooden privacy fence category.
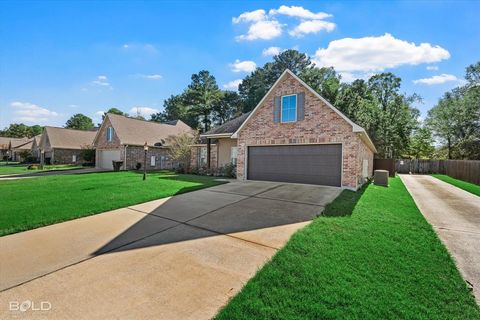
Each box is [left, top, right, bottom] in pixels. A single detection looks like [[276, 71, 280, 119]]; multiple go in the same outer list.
[[373, 159, 396, 177], [395, 159, 480, 185]]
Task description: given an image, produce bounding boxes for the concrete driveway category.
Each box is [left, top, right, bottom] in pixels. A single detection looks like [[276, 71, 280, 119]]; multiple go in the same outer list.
[[0, 180, 340, 319], [400, 175, 480, 303]]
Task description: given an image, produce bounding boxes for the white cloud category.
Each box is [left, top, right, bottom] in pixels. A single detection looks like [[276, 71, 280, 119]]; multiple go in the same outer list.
[[269, 5, 331, 20], [313, 33, 450, 72], [233, 5, 335, 41], [426, 65, 439, 71], [133, 74, 163, 80], [223, 79, 243, 90], [91, 75, 112, 89], [236, 20, 282, 41], [230, 59, 257, 73], [413, 74, 459, 85], [11, 101, 59, 124], [262, 46, 282, 56], [121, 43, 158, 54], [289, 20, 335, 37], [129, 107, 159, 118], [232, 9, 266, 24]]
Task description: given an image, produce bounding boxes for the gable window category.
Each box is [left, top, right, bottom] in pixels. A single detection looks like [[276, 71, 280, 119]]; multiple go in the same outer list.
[[106, 127, 113, 142], [230, 147, 238, 165], [281, 94, 297, 123]]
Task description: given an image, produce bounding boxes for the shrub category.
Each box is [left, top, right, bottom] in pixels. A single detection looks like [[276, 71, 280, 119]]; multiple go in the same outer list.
[[135, 162, 142, 170], [80, 145, 96, 164]]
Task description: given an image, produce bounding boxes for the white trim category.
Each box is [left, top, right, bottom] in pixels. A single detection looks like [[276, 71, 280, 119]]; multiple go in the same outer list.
[[199, 133, 233, 138], [280, 94, 297, 123], [244, 142, 344, 188], [230, 69, 377, 154]]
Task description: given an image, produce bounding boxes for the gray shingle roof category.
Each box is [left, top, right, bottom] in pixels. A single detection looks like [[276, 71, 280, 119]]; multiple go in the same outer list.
[[106, 113, 194, 147], [201, 112, 251, 137], [44, 127, 97, 149]]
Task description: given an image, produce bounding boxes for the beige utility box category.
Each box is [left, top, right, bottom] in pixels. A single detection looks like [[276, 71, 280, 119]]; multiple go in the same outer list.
[[374, 170, 389, 187]]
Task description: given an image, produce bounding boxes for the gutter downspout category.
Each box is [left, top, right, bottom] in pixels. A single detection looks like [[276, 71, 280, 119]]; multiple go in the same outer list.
[[124, 145, 128, 170]]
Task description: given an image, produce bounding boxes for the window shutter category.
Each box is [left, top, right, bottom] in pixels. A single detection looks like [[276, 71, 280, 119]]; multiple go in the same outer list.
[[273, 96, 281, 123], [297, 92, 305, 120]]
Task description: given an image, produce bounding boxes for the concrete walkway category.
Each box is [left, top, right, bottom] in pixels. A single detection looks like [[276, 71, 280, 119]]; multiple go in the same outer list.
[[400, 175, 480, 303], [0, 181, 340, 319]]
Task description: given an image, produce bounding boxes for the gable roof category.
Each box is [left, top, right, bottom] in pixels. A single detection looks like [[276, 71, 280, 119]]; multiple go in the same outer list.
[[14, 139, 34, 150], [1, 137, 30, 149], [99, 113, 194, 147], [0, 137, 12, 149], [43, 127, 97, 149], [200, 112, 251, 138], [231, 69, 377, 153]]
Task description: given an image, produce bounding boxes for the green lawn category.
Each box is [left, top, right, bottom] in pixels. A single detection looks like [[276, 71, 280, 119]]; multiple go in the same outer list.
[[432, 174, 480, 197], [0, 171, 224, 236], [0, 164, 84, 175], [216, 178, 480, 319]]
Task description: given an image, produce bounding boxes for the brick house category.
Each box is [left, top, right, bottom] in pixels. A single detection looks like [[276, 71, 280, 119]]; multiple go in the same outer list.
[[94, 113, 193, 170], [192, 69, 376, 190], [0, 137, 29, 161], [39, 127, 97, 164]]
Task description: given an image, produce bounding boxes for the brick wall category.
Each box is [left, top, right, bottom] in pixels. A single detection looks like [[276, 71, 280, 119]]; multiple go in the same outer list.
[[95, 116, 123, 166], [125, 146, 178, 170], [236, 72, 374, 189], [190, 145, 218, 169], [52, 148, 86, 164]]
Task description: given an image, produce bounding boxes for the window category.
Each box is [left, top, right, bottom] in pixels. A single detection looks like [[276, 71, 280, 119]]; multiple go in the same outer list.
[[230, 147, 238, 165], [281, 94, 297, 123], [150, 155, 156, 167], [72, 155, 77, 163], [199, 147, 207, 166], [106, 127, 113, 142]]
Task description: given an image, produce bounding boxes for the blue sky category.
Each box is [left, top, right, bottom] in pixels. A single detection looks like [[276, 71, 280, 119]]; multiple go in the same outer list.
[[0, 1, 478, 128]]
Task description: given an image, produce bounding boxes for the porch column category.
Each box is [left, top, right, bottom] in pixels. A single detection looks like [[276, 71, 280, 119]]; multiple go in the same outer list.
[[207, 138, 211, 169]]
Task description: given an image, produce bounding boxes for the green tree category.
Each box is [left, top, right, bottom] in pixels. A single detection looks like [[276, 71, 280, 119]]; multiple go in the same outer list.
[[239, 50, 312, 111], [65, 114, 94, 130], [184, 70, 222, 132], [427, 61, 480, 159], [213, 91, 243, 125], [334, 79, 377, 134], [300, 67, 341, 105], [408, 126, 435, 159], [0, 123, 43, 138], [150, 94, 199, 128], [367, 73, 420, 158]]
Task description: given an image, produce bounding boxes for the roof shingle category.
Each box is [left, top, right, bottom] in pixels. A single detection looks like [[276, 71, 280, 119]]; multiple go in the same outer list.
[[105, 113, 193, 147]]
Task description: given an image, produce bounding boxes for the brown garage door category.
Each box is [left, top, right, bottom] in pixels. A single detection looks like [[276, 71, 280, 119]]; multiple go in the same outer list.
[[247, 144, 342, 187]]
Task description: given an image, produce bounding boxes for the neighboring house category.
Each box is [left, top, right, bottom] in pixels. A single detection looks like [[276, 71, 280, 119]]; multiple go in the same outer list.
[[12, 139, 34, 162], [94, 113, 193, 170], [0, 137, 11, 160], [192, 69, 376, 190], [0, 137, 30, 161], [31, 134, 42, 161], [39, 127, 97, 164]]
